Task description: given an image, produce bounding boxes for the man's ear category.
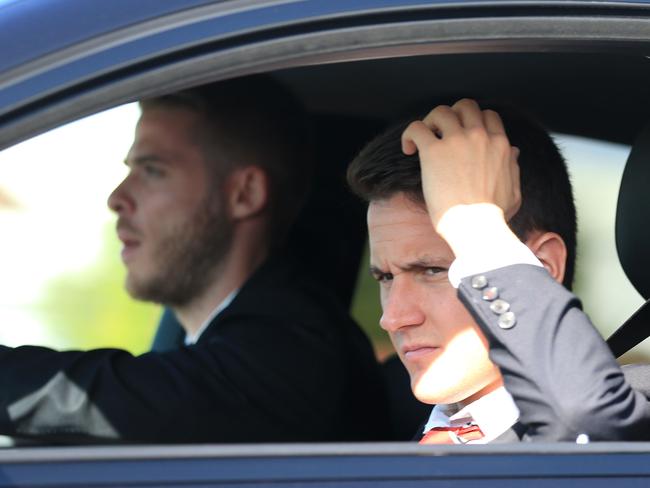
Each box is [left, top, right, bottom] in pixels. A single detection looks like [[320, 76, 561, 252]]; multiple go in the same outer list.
[[225, 165, 269, 220], [524, 230, 567, 284]]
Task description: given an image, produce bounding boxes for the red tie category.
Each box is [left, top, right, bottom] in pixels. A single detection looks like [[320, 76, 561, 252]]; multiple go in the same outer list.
[[420, 424, 484, 444]]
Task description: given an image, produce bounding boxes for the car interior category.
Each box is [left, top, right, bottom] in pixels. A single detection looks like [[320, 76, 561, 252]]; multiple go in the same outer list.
[[608, 120, 650, 362], [275, 50, 650, 437], [3, 48, 650, 442]]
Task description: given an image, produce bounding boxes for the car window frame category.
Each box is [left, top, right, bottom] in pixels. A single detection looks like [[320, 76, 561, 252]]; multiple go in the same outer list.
[[3, 2, 650, 148], [3, 1, 650, 484]]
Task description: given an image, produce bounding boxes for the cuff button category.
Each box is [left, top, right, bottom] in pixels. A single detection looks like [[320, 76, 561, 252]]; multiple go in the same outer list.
[[471, 275, 488, 289], [482, 286, 499, 301], [490, 299, 510, 314], [498, 311, 517, 329]]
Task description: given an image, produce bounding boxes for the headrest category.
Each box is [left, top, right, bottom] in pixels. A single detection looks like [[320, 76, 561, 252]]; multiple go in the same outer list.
[[616, 123, 650, 300]]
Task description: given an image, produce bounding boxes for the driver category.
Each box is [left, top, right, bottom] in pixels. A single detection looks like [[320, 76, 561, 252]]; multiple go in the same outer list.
[[0, 76, 388, 443]]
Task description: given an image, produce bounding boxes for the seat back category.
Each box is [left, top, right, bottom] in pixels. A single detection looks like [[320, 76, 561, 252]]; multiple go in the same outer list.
[[616, 123, 650, 300], [607, 123, 650, 357]]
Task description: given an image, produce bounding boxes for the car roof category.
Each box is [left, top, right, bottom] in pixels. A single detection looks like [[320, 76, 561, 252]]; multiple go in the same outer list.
[[276, 51, 650, 145], [2, 0, 650, 151], [0, 0, 222, 74], [2, 0, 557, 74]]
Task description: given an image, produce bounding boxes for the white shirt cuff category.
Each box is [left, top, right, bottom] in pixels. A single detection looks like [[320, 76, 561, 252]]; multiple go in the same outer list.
[[448, 244, 542, 288], [438, 204, 543, 288]]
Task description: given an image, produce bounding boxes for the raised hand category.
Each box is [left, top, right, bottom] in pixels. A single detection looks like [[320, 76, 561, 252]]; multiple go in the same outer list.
[[401, 98, 521, 231]]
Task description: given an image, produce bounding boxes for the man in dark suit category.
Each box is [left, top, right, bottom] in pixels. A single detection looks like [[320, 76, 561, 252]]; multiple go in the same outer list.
[[406, 100, 650, 442], [0, 77, 388, 443], [347, 99, 584, 443]]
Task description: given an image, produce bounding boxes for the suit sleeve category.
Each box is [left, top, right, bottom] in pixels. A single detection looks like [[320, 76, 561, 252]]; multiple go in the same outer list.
[[0, 312, 347, 443], [458, 264, 650, 441]]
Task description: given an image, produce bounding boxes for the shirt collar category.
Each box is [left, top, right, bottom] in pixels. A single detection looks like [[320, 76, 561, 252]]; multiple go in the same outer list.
[[184, 288, 239, 345], [422, 386, 520, 444]]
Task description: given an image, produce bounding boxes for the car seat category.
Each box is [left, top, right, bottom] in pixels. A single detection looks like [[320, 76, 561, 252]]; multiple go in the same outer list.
[[607, 122, 650, 398], [607, 122, 650, 359]]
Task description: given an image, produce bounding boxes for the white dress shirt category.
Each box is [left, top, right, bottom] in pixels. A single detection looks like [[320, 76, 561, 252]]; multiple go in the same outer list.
[[422, 386, 520, 444], [184, 289, 239, 345]]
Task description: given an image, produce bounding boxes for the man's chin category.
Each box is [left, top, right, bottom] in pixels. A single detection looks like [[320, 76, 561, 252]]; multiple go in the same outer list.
[[411, 375, 441, 404], [411, 375, 471, 405], [124, 274, 155, 301]]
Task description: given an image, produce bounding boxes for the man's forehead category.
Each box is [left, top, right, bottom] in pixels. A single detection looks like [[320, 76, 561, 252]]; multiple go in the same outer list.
[[126, 110, 203, 161], [136, 106, 201, 139], [367, 195, 453, 265], [368, 193, 427, 212], [367, 194, 432, 233]]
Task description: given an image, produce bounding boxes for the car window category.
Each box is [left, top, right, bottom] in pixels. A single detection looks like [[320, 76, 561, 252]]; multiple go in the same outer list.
[[351, 133, 646, 362], [0, 103, 158, 353], [0, 110, 644, 362], [0, 104, 645, 368]]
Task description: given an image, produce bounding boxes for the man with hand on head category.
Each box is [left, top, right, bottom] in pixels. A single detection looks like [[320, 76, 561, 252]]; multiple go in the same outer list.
[[400, 100, 650, 442], [348, 100, 576, 443], [351, 98, 650, 442], [0, 76, 388, 444]]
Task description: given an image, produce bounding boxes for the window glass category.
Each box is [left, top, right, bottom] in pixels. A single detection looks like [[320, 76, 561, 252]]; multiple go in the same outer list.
[[1, 115, 645, 363], [351, 134, 647, 363], [0, 104, 159, 353]]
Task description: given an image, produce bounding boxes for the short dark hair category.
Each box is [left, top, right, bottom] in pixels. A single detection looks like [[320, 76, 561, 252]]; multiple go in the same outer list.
[[139, 75, 313, 246], [347, 105, 577, 289]]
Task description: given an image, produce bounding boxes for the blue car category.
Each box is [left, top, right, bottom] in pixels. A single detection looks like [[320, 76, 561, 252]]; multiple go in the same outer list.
[[2, 0, 650, 485]]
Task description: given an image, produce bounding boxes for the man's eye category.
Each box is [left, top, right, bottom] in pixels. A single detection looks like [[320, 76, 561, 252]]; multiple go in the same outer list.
[[424, 267, 446, 277], [374, 272, 393, 283], [143, 164, 164, 177]]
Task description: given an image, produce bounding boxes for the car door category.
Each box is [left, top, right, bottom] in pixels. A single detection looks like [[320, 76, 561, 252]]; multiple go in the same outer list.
[[2, 0, 650, 486]]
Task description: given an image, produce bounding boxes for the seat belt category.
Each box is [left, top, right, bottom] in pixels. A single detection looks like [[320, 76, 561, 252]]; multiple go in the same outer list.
[[607, 299, 650, 358]]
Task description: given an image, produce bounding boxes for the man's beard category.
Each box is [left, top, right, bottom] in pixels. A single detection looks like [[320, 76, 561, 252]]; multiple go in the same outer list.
[[126, 200, 233, 307]]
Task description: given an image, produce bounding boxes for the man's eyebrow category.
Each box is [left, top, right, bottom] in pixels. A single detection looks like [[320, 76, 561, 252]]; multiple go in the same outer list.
[[123, 154, 165, 166], [403, 256, 448, 269], [369, 257, 449, 276], [369, 265, 385, 276], [397, 257, 450, 272]]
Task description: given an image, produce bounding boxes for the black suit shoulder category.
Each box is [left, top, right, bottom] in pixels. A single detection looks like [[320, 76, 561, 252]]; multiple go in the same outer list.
[[200, 254, 390, 442], [0, 255, 388, 443]]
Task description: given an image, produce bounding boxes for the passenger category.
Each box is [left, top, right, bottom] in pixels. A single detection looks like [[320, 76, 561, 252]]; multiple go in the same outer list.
[[0, 76, 388, 443], [347, 99, 583, 443], [395, 99, 650, 442]]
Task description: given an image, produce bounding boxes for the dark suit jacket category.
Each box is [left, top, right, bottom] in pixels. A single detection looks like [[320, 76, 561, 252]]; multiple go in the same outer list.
[[0, 254, 389, 443], [458, 264, 650, 441]]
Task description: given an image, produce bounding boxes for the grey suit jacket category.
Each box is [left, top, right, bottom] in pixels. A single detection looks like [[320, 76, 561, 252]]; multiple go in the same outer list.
[[458, 264, 650, 441]]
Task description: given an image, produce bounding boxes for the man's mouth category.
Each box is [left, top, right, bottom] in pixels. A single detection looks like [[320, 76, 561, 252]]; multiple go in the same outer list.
[[402, 345, 440, 360], [116, 222, 142, 263], [120, 239, 141, 263]]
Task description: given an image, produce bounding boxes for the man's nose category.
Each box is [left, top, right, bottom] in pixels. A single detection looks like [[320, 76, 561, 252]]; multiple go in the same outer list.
[[107, 177, 135, 215], [379, 278, 425, 332]]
